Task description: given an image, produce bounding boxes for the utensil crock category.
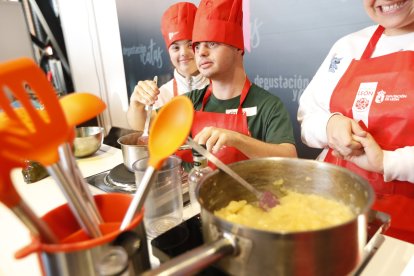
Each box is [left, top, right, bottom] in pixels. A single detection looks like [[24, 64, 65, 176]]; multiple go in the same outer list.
[[15, 193, 150, 276]]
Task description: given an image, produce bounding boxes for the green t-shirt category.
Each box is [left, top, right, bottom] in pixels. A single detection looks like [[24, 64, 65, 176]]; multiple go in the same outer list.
[[185, 84, 295, 145]]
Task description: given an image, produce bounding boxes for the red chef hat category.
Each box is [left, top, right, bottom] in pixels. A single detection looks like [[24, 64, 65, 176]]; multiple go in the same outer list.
[[192, 0, 244, 51], [161, 2, 197, 49]]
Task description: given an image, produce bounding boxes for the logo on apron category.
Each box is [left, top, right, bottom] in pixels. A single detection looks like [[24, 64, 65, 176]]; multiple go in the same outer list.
[[352, 82, 377, 126], [225, 106, 257, 116], [328, 55, 342, 73], [374, 89, 408, 103], [375, 90, 386, 103]]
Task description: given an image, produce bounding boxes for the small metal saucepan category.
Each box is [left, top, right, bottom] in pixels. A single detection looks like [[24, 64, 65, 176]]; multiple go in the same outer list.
[[144, 158, 374, 276], [117, 132, 149, 172]]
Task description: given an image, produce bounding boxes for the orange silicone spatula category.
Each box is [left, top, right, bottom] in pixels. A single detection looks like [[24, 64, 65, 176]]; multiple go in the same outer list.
[[59, 92, 106, 129], [120, 96, 194, 230], [1, 92, 107, 226], [0, 58, 101, 238]]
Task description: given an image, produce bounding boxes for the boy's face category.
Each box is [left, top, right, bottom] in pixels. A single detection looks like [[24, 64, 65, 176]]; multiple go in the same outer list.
[[364, 0, 414, 34], [194, 42, 240, 79], [168, 40, 198, 77]]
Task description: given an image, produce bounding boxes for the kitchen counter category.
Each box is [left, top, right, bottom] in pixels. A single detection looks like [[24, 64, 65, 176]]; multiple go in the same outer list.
[[0, 144, 413, 275]]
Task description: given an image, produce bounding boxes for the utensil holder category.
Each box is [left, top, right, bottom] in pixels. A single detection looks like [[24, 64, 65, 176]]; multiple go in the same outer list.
[[15, 193, 150, 276]]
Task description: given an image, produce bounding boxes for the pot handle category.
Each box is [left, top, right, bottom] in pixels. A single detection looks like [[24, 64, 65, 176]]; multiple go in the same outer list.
[[351, 210, 391, 274], [15, 241, 43, 260], [142, 237, 235, 275]]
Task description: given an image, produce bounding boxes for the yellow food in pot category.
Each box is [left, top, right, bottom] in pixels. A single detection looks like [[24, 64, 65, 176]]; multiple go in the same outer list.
[[214, 191, 354, 232]]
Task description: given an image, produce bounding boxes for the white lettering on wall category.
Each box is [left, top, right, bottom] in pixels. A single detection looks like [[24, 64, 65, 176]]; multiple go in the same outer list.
[[122, 39, 163, 68]]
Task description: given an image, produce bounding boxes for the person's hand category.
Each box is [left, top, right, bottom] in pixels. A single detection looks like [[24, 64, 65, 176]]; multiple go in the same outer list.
[[130, 80, 160, 106], [335, 133, 384, 173], [193, 126, 242, 154], [327, 114, 366, 157]]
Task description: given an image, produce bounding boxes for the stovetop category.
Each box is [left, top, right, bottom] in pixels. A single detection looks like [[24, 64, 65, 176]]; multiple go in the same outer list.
[[151, 214, 226, 275], [150, 210, 390, 275], [85, 163, 136, 194], [85, 163, 190, 201]]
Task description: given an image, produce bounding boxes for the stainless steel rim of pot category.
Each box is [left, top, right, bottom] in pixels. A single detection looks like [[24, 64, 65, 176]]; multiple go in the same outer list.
[[117, 132, 148, 172], [117, 132, 146, 147], [142, 157, 375, 276], [198, 157, 374, 235]]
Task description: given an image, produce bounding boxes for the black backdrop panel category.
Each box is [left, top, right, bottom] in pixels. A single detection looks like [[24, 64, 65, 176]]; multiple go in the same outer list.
[[115, 0, 372, 159]]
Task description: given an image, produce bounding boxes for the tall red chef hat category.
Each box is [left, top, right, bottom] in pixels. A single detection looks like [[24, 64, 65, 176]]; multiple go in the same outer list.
[[192, 0, 244, 51], [161, 2, 197, 49]]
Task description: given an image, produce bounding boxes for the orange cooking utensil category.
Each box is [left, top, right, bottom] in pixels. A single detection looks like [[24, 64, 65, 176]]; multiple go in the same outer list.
[[0, 92, 107, 224], [120, 96, 194, 230], [0, 126, 58, 243], [57, 92, 107, 224], [0, 58, 68, 163], [0, 58, 101, 238], [59, 92, 106, 128]]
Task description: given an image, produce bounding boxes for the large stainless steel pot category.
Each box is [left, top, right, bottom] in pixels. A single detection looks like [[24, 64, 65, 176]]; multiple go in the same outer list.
[[144, 158, 375, 276], [117, 132, 149, 172]]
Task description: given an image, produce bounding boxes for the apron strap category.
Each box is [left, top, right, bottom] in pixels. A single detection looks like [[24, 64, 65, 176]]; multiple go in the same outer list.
[[173, 78, 178, 97], [201, 78, 252, 113], [360, 25, 385, 60]]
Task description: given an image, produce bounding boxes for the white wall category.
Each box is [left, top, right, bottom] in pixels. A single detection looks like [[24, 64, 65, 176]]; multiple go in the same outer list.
[[0, 1, 35, 63], [57, 0, 130, 132]]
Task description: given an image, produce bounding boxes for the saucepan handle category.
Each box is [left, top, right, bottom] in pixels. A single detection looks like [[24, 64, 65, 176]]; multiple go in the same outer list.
[[351, 210, 391, 274], [142, 237, 235, 275]]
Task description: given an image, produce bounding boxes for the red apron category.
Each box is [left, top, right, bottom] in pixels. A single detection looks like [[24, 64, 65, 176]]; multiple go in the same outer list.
[[325, 25, 414, 243], [173, 78, 196, 163], [173, 78, 178, 97], [190, 78, 251, 168]]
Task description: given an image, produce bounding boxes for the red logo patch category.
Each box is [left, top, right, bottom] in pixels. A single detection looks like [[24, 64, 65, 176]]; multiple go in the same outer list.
[[355, 98, 369, 111]]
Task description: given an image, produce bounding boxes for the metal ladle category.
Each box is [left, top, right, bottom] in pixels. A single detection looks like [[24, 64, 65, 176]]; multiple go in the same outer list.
[[137, 76, 158, 145], [186, 139, 279, 210]]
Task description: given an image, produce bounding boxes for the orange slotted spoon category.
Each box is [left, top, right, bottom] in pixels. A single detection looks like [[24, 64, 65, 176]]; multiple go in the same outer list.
[[120, 96, 194, 230], [0, 58, 101, 238], [1, 92, 107, 226]]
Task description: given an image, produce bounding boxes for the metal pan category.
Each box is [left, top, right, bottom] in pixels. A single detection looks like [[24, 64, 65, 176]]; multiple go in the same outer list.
[[144, 158, 374, 275]]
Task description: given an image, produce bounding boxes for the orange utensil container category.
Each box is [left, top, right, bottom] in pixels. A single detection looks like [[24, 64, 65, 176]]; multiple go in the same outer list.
[[15, 193, 150, 276]]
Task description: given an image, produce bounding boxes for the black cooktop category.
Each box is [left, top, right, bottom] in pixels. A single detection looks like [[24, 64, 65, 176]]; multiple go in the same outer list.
[[151, 214, 226, 275], [85, 164, 137, 194], [151, 210, 390, 275]]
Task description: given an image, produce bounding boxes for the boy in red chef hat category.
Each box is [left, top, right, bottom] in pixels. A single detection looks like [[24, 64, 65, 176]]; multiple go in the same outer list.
[[187, 0, 297, 164], [127, 2, 209, 130], [128, 0, 297, 163]]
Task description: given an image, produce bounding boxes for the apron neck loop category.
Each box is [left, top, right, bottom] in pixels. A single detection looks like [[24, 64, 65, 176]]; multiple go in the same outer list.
[[173, 78, 178, 97], [361, 25, 385, 60], [201, 77, 251, 113]]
